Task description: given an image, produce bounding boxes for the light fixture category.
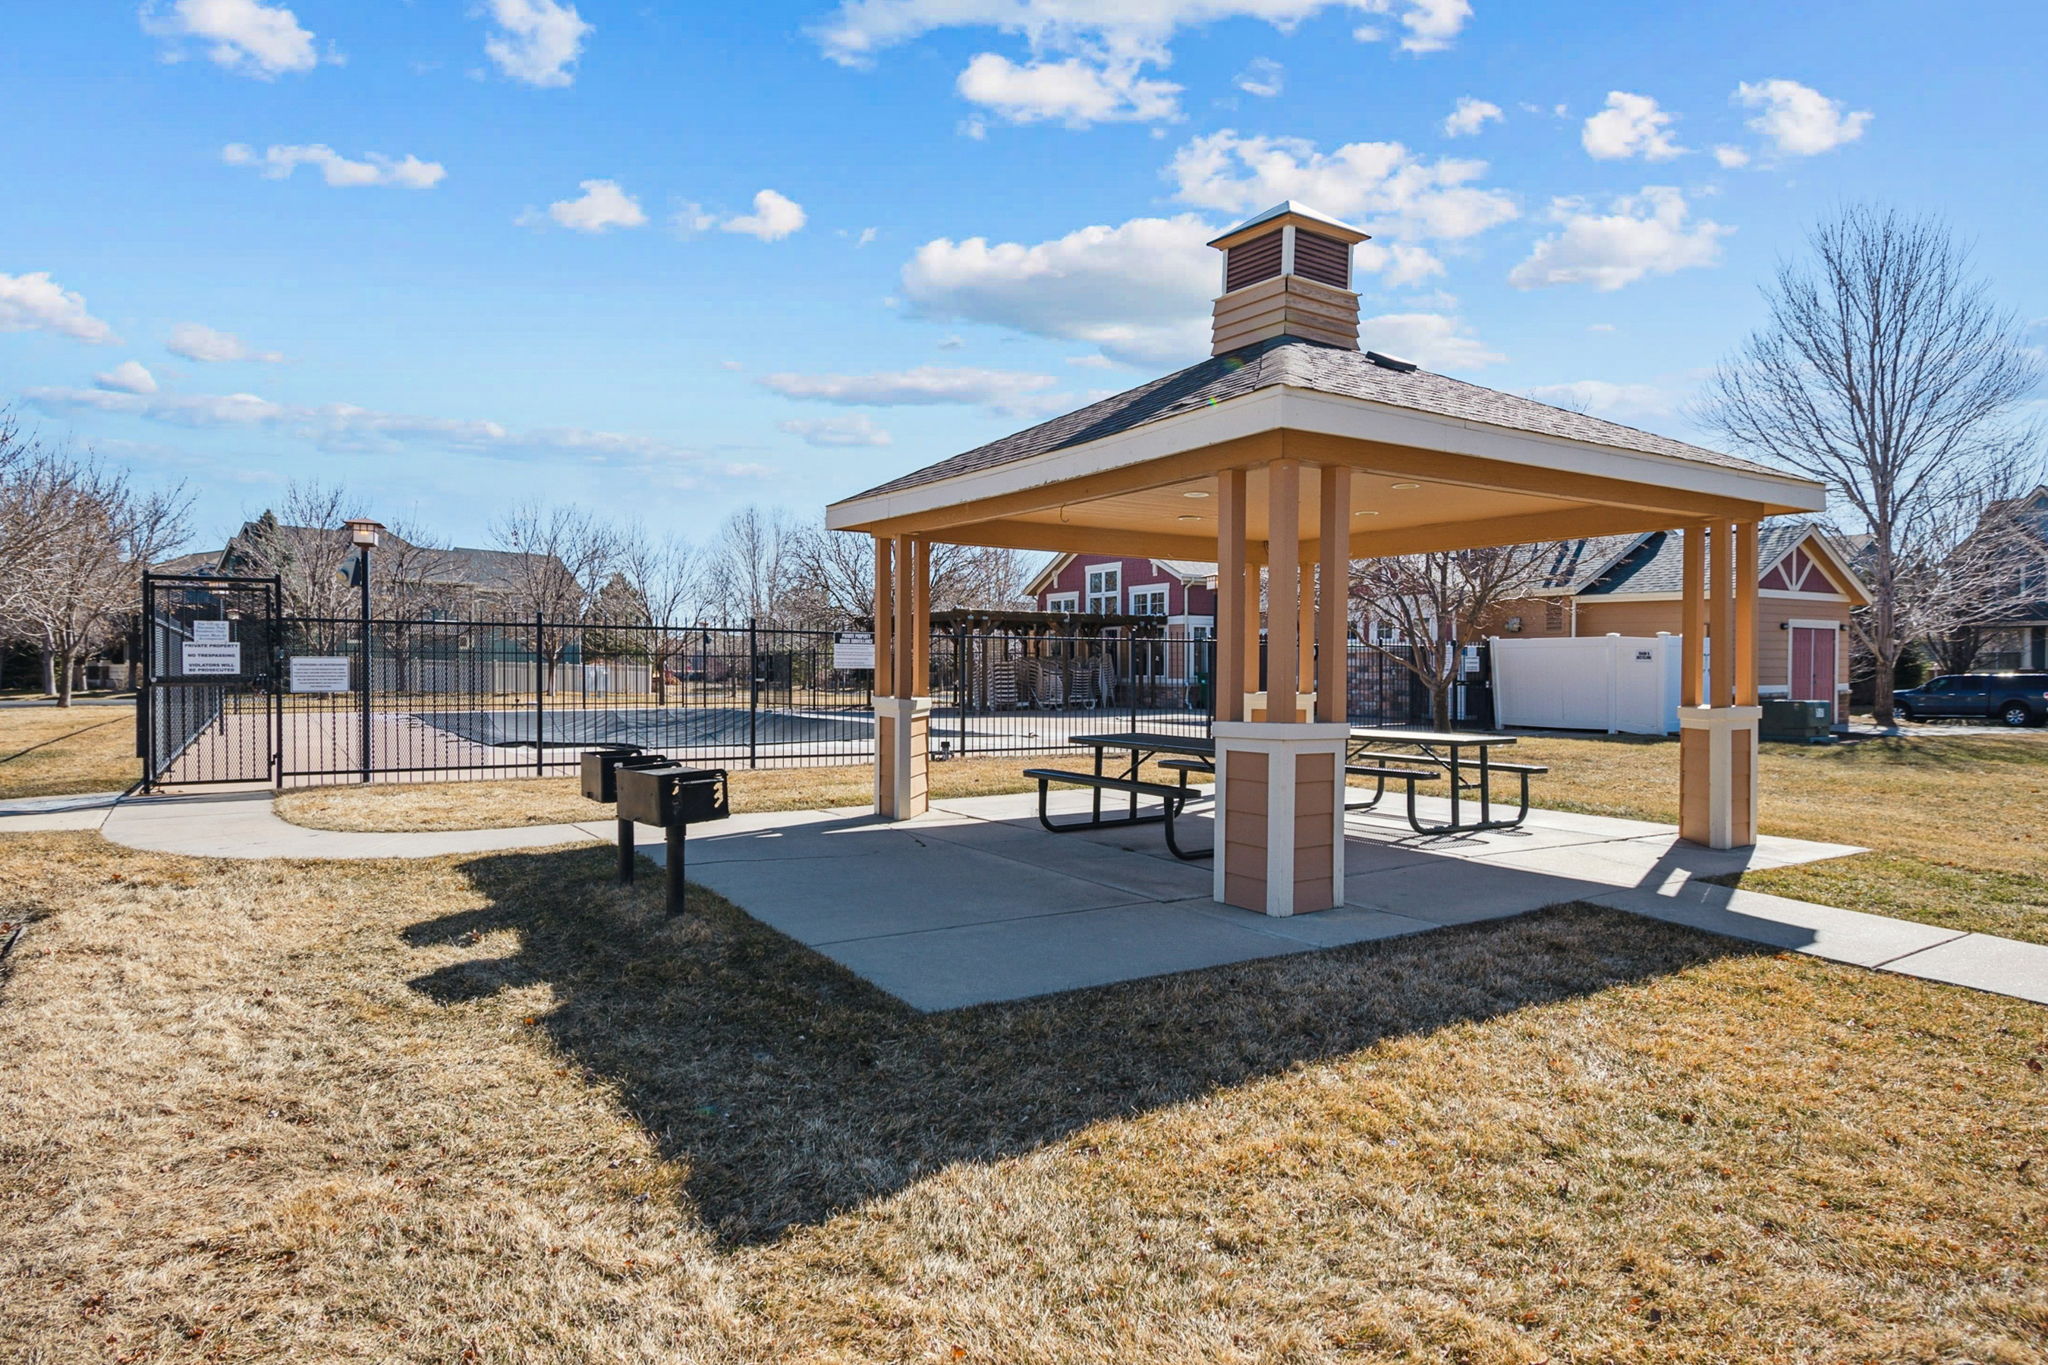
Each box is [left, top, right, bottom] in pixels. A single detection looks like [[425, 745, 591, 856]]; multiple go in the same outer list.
[[1176, 513, 1205, 522], [1182, 490, 1210, 499], [344, 517, 385, 548], [1390, 482, 1420, 491], [1353, 509, 1380, 516]]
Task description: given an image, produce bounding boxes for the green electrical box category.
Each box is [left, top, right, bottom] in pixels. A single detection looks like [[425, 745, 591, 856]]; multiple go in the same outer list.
[[1760, 698, 1834, 744]]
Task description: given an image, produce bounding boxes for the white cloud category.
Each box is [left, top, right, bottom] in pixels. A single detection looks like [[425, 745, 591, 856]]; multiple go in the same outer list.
[[855, 226, 879, 247], [1712, 144, 1751, 169], [1509, 188, 1731, 292], [722, 189, 807, 241], [1166, 129, 1518, 242], [760, 365, 1060, 414], [166, 322, 284, 363], [1735, 79, 1872, 156], [480, 0, 591, 88], [1581, 91, 1685, 161], [956, 53, 1181, 127], [1357, 312, 1503, 371], [1523, 379, 1677, 418], [0, 272, 119, 345], [1441, 96, 1502, 138], [814, 1, 1469, 68], [1234, 57, 1284, 98], [24, 384, 726, 469], [525, 179, 646, 233], [140, 0, 323, 79], [779, 415, 894, 447], [901, 215, 1217, 367], [93, 361, 159, 395], [1352, 0, 1471, 53], [221, 142, 445, 188]]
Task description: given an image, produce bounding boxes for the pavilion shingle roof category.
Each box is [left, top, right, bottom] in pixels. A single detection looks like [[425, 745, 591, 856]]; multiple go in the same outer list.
[[1571, 520, 1818, 596], [845, 335, 1782, 503]]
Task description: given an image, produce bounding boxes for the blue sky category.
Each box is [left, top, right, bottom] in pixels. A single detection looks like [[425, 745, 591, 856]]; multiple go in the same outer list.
[[3, 0, 2043, 552]]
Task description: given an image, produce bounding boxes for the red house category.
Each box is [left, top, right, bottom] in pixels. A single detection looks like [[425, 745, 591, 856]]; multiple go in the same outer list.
[[1025, 553, 1217, 631]]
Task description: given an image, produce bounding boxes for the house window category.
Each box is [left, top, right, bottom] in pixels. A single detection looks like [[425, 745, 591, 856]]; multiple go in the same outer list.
[[1045, 592, 1078, 613], [1544, 601, 1566, 632], [1085, 565, 1120, 614], [1130, 586, 1168, 616]]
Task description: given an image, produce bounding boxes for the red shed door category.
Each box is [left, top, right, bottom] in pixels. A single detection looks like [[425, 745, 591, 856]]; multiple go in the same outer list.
[[1790, 626, 1837, 702]]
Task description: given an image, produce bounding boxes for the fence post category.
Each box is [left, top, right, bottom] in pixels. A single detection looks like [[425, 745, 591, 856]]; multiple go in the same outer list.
[[534, 612, 545, 777], [955, 622, 970, 758], [747, 616, 759, 769]]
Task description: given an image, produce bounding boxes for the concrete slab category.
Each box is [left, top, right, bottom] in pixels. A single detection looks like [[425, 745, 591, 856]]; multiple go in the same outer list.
[[681, 835, 1150, 945], [1877, 933, 2048, 1005], [1587, 883, 1965, 968], [814, 898, 1309, 1011], [1344, 857, 1613, 924], [1184, 899, 1441, 948], [0, 808, 111, 832], [103, 792, 598, 860]]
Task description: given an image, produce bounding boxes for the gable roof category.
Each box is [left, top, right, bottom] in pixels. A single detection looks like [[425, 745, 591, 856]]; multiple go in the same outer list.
[[846, 335, 1784, 505], [1023, 551, 1218, 598], [1567, 520, 1868, 602]]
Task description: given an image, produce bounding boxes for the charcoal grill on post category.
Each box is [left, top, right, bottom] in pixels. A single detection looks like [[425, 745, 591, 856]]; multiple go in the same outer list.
[[613, 763, 731, 914], [580, 746, 666, 883]]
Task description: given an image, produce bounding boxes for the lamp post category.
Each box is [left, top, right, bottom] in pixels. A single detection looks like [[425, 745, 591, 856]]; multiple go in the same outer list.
[[345, 518, 385, 783]]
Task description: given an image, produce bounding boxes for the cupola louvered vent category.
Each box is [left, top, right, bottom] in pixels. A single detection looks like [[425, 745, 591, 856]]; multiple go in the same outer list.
[[1292, 230, 1351, 289], [1224, 230, 1285, 292]]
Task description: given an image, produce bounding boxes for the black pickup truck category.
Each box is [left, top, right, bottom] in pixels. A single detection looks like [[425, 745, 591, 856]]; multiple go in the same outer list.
[[1894, 672, 2048, 727]]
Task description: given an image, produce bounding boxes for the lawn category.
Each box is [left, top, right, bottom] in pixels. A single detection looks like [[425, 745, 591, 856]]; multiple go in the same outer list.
[[1, 829, 2043, 1362], [274, 731, 2048, 945], [0, 703, 139, 799]]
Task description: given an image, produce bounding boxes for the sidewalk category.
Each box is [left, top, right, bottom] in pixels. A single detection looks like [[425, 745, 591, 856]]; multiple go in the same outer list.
[[52, 788, 2048, 1011]]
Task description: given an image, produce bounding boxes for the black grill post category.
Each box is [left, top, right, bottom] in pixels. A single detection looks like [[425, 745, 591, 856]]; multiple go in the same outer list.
[[665, 822, 686, 915]]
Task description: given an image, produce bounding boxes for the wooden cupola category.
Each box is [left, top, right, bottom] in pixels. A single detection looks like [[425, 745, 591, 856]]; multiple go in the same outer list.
[[1206, 202, 1371, 355]]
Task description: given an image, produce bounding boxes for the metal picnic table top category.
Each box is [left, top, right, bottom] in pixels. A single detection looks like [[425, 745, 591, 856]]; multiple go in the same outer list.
[[1347, 727, 1516, 749], [1068, 731, 1217, 759]]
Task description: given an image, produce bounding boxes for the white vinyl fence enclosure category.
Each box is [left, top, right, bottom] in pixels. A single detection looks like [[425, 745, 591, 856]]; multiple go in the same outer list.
[[1490, 634, 1696, 735]]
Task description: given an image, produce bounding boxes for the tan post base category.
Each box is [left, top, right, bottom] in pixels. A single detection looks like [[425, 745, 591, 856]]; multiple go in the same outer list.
[[875, 696, 932, 820], [1678, 706, 1760, 849], [1242, 690, 1321, 723], [1212, 720, 1350, 916]]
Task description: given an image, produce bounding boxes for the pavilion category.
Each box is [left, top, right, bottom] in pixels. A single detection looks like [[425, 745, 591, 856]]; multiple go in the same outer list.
[[826, 202, 1827, 918]]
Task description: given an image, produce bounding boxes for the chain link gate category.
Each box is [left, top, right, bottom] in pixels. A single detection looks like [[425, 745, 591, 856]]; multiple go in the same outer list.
[[139, 572, 283, 789]]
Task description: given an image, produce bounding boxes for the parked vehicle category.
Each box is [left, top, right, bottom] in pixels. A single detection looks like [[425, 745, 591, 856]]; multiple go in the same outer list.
[[1894, 672, 2048, 726]]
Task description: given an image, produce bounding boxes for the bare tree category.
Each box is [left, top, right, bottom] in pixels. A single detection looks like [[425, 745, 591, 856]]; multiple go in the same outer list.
[[1701, 205, 2042, 723], [1351, 544, 1553, 727], [703, 506, 798, 622], [488, 501, 618, 692], [614, 527, 703, 702], [11, 459, 189, 705], [782, 519, 1031, 627]]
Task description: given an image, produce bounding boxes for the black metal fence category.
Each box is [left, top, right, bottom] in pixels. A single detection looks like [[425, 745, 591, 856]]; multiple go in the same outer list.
[[142, 592, 1437, 789]]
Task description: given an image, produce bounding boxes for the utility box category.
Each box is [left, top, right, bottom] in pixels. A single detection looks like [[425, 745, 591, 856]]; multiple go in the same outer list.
[[579, 746, 660, 803], [616, 764, 731, 829], [1761, 698, 1833, 744]]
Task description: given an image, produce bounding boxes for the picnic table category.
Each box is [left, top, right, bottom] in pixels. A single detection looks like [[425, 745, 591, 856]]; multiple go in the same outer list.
[[1020, 731, 1217, 860], [1345, 727, 1545, 835]]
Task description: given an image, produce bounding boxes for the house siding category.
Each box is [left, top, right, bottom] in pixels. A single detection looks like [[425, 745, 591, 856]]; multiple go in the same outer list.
[[1034, 555, 1217, 619]]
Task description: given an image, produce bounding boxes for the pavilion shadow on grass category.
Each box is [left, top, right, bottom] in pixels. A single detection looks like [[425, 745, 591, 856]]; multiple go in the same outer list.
[[827, 202, 1826, 918]]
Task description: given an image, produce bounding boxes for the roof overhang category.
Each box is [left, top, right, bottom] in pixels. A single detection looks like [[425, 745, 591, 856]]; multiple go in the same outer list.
[[828, 383, 1826, 562]]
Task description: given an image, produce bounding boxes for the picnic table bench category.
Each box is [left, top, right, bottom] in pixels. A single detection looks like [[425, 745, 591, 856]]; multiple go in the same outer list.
[[1347, 728, 1547, 835], [1024, 731, 1219, 860]]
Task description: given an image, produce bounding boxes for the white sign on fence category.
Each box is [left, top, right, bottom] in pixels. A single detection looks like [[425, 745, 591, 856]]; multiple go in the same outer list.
[[180, 642, 242, 676], [190, 619, 231, 644], [289, 656, 352, 693], [833, 631, 876, 670]]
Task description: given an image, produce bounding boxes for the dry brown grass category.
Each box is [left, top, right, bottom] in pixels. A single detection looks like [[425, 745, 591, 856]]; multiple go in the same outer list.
[[275, 732, 2048, 944], [2, 830, 2044, 1362], [0, 704, 139, 799]]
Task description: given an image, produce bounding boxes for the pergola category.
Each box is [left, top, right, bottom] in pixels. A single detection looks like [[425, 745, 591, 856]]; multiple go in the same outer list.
[[828, 203, 1827, 917]]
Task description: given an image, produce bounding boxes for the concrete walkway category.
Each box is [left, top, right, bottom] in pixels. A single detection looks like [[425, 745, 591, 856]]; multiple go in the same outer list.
[[33, 786, 2047, 1012]]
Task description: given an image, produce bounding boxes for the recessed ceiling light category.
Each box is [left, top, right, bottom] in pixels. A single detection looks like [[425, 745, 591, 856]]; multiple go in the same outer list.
[[1353, 509, 1380, 516], [1182, 490, 1210, 499], [1390, 482, 1421, 490], [1176, 513, 1205, 522]]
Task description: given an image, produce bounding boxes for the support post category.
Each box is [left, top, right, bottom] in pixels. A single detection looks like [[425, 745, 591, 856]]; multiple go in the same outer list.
[[1317, 465, 1350, 723], [1242, 552, 1264, 715], [665, 822, 686, 916], [873, 536, 894, 698], [1267, 460, 1301, 723], [1681, 524, 1704, 709], [1679, 521, 1759, 850], [1215, 471, 1246, 722], [877, 533, 931, 819]]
